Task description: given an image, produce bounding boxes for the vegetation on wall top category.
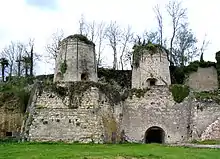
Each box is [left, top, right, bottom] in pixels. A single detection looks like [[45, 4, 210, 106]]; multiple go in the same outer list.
[[170, 60, 217, 84], [194, 90, 220, 104], [132, 41, 167, 68], [0, 77, 31, 113], [65, 34, 95, 46], [40, 81, 122, 108], [98, 68, 131, 89]]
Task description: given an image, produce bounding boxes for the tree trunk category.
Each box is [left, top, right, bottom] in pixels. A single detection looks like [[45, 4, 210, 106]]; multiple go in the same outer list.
[[113, 48, 117, 70], [1, 66, 5, 82], [30, 45, 34, 76]]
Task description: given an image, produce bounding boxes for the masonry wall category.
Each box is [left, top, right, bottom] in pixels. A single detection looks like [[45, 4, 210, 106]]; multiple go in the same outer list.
[[191, 100, 220, 141], [185, 66, 218, 92], [54, 37, 97, 82], [121, 86, 190, 144], [27, 86, 122, 143], [132, 51, 171, 89], [0, 108, 23, 138]]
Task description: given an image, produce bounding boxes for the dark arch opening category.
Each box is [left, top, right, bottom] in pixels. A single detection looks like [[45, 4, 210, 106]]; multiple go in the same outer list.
[[147, 78, 157, 86], [81, 72, 89, 81], [145, 126, 165, 144]]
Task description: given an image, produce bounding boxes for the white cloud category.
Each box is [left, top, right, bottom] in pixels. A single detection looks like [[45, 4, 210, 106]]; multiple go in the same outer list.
[[0, 0, 219, 75]]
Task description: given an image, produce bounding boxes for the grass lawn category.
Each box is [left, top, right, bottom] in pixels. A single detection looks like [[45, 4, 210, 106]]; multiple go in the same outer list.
[[0, 142, 220, 159]]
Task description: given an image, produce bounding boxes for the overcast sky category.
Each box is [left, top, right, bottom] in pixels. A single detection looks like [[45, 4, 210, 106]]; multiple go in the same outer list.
[[0, 0, 219, 75]]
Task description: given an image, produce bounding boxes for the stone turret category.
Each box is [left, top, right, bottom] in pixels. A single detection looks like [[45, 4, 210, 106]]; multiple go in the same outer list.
[[131, 45, 171, 89], [53, 34, 97, 82]]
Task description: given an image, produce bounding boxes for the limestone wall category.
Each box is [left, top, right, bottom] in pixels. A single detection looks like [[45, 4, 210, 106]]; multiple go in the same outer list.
[[27, 84, 122, 143], [0, 108, 23, 138], [185, 66, 218, 92], [54, 36, 97, 82], [191, 100, 220, 141], [132, 51, 171, 89], [121, 86, 190, 144]]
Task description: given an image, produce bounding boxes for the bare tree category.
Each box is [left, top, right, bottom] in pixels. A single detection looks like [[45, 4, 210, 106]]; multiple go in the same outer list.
[[153, 4, 163, 46], [105, 21, 122, 70], [1, 41, 26, 77], [166, 0, 187, 64], [45, 29, 64, 62], [96, 21, 106, 67], [173, 23, 198, 66], [25, 38, 42, 76], [199, 34, 210, 56], [120, 25, 133, 70], [79, 14, 89, 36]]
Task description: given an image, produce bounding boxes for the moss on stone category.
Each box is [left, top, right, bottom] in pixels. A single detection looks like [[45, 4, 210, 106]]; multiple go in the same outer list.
[[102, 114, 120, 143], [60, 61, 67, 74], [170, 84, 190, 103], [40, 81, 122, 108], [0, 79, 30, 113], [129, 88, 150, 99], [194, 90, 220, 104], [65, 34, 94, 46]]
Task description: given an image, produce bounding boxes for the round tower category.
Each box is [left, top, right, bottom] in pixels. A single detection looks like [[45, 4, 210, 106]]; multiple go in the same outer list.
[[54, 34, 97, 82], [131, 46, 171, 89]]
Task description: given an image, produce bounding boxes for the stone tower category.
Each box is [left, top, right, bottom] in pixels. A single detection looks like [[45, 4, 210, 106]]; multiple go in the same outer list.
[[54, 34, 98, 82], [132, 47, 171, 89]]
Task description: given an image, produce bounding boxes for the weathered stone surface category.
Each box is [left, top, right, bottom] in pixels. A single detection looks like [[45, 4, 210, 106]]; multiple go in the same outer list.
[[201, 118, 220, 140], [185, 66, 218, 92], [25, 86, 122, 143], [54, 36, 97, 82], [132, 51, 171, 89], [0, 108, 23, 138], [121, 86, 189, 144]]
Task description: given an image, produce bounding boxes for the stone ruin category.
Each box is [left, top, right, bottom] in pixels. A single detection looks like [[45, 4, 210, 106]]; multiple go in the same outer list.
[[1, 34, 220, 144]]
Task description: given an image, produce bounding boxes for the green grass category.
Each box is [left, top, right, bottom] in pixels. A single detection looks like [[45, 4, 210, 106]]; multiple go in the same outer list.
[[191, 140, 220, 145], [0, 142, 220, 159]]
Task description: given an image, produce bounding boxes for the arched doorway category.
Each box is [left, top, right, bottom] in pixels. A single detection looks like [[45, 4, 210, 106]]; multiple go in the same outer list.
[[145, 126, 165, 144]]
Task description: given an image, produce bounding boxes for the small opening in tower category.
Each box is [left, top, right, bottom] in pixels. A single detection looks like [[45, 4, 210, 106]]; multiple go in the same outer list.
[[147, 78, 157, 86], [6, 132, 12, 137], [81, 72, 89, 81]]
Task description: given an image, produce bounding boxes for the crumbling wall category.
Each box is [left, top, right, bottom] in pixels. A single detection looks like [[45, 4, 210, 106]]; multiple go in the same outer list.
[[191, 100, 220, 141], [132, 52, 171, 89], [185, 66, 218, 92], [27, 83, 122, 143], [54, 35, 97, 83], [0, 108, 23, 138], [121, 86, 190, 144]]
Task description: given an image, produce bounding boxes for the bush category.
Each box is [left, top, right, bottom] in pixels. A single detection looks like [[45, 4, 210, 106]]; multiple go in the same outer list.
[[170, 84, 190, 103]]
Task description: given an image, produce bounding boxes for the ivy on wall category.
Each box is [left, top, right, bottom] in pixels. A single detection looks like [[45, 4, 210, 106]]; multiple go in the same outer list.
[[60, 60, 67, 74], [194, 90, 220, 104], [132, 42, 168, 68], [169, 84, 190, 103]]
